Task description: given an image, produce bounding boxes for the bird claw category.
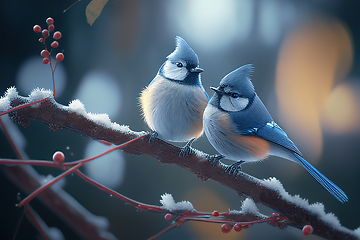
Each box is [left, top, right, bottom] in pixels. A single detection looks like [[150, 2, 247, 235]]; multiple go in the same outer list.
[[207, 155, 224, 165], [224, 161, 244, 175], [148, 131, 158, 143], [179, 138, 196, 157], [179, 145, 193, 157]]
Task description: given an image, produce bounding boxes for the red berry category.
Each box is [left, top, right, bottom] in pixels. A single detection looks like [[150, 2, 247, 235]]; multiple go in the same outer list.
[[39, 38, 44, 43], [302, 225, 313, 236], [46, 17, 54, 25], [56, 53, 64, 62], [33, 25, 41, 33], [164, 213, 172, 221], [233, 223, 242, 232], [271, 213, 280, 218], [53, 31, 62, 40], [42, 29, 49, 38], [42, 58, 50, 64], [40, 50, 50, 58], [52, 151, 65, 163], [51, 41, 59, 48], [221, 223, 232, 233], [48, 24, 55, 32], [212, 211, 219, 217]]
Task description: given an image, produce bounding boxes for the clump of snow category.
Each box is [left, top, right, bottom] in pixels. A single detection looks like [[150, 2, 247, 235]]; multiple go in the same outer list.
[[29, 87, 53, 101], [88, 112, 112, 128], [0, 86, 18, 112], [68, 99, 87, 116], [0, 87, 54, 112], [160, 193, 195, 212], [67, 99, 144, 136], [262, 177, 348, 231], [5, 86, 19, 99], [263, 177, 311, 208], [229, 198, 266, 218], [240, 198, 260, 214]]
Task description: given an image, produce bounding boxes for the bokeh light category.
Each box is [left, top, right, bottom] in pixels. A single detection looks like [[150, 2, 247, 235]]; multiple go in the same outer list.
[[167, 0, 253, 51], [321, 82, 360, 134], [276, 17, 353, 160], [16, 56, 67, 97], [74, 70, 121, 118], [84, 140, 125, 189]]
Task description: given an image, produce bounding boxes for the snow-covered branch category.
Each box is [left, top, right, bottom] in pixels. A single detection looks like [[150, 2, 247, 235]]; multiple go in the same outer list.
[[1, 87, 359, 240]]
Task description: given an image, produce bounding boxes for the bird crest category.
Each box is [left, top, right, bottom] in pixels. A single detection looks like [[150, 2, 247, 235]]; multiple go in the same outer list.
[[220, 64, 254, 87], [167, 36, 199, 66]]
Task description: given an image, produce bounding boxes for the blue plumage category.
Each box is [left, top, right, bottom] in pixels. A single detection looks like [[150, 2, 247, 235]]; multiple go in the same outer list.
[[203, 64, 348, 203]]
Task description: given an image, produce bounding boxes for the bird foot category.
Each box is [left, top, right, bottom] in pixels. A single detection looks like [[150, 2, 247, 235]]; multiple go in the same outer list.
[[179, 138, 196, 157], [148, 131, 158, 143], [207, 154, 225, 165], [224, 161, 244, 175]]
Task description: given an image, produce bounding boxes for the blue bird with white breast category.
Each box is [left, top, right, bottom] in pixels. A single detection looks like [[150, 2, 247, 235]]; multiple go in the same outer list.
[[140, 36, 208, 153], [203, 64, 348, 203]]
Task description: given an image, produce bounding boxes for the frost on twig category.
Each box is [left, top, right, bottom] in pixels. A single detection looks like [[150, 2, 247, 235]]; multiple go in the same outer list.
[[1, 87, 359, 240]]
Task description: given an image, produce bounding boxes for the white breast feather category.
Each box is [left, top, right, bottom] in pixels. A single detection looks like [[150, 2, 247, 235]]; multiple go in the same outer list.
[[141, 79, 208, 142]]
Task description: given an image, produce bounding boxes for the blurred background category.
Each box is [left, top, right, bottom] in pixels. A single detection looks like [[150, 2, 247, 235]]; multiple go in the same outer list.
[[0, 0, 359, 239]]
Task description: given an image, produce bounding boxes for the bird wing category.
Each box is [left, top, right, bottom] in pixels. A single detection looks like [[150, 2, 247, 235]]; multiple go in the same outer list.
[[232, 95, 302, 155], [240, 121, 302, 156]]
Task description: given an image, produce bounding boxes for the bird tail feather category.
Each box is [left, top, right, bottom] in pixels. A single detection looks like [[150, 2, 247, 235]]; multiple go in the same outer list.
[[294, 153, 348, 203]]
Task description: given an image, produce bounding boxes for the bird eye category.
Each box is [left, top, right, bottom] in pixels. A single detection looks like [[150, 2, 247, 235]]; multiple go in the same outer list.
[[176, 62, 183, 68], [231, 93, 240, 98]]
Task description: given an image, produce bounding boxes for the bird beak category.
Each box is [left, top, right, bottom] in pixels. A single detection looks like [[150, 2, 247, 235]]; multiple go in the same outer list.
[[190, 67, 204, 73], [210, 86, 221, 93]]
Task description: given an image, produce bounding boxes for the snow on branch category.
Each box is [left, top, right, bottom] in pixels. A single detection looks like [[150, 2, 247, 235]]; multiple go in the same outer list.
[[1, 88, 359, 240], [160, 193, 195, 212]]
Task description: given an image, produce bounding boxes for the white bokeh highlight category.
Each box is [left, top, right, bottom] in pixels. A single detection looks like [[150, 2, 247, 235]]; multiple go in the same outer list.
[[168, 0, 253, 51], [84, 141, 125, 189], [74, 70, 121, 118], [16, 56, 67, 96]]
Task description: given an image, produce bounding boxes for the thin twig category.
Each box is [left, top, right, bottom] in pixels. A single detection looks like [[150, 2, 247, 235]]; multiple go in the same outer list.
[[24, 204, 49, 240], [18, 163, 84, 207]]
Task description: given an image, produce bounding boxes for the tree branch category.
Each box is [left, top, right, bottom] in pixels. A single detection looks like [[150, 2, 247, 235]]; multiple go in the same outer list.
[[3, 92, 359, 240]]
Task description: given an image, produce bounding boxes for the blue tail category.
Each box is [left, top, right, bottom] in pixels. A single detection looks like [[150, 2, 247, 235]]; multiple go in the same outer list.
[[294, 153, 348, 203]]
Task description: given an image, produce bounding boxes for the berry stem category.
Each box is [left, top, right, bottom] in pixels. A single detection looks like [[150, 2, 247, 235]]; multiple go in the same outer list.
[[49, 60, 57, 98], [63, 0, 81, 13], [148, 223, 178, 240], [63, 134, 146, 168], [17, 162, 84, 207], [24, 204, 49, 240], [75, 168, 164, 212], [0, 159, 61, 167], [0, 135, 146, 169], [0, 118, 23, 159]]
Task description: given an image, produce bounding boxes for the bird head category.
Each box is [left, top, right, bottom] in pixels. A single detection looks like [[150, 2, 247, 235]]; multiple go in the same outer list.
[[210, 64, 255, 112], [160, 36, 203, 85]]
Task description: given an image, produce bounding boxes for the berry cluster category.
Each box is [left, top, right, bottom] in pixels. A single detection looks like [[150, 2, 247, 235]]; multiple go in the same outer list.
[[220, 222, 249, 233], [33, 17, 64, 64]]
